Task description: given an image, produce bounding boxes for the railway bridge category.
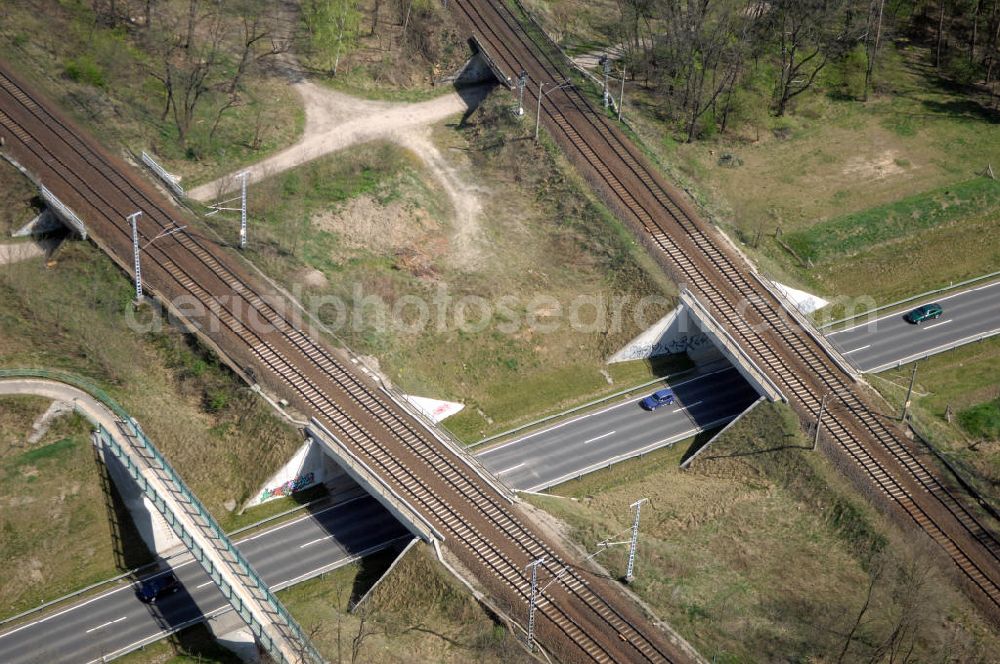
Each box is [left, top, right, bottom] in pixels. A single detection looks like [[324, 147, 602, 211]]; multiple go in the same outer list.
[[448, 0, 1000, 619], [0, 60, 695, 663]]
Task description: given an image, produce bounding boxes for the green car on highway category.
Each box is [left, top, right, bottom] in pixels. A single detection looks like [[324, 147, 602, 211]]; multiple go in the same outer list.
[[905, 303, 944, 324]]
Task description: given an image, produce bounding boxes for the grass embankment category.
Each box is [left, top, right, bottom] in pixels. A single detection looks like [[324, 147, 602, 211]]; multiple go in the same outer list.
[[528, 403, 1000, 662], [121, 544, 531, 663], [0, 399, 137, 617], [621, 42, 1000, 307], [0, 161, 309, 615], [0, 0, 304, 187], [510, 7, 1000, 544], [873, 336, 1000, 506], [203, 89, 683, 443], [278, 545, 530, 663]]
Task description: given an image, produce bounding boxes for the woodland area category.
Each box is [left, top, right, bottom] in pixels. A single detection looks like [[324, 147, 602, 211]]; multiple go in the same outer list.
[[607, 0, 1000, 140], [75, 0, 448, 155]]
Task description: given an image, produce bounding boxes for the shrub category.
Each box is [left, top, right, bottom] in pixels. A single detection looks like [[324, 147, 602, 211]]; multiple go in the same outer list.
[[63, 56, 106, 88], [958, 399, 1000, 440]]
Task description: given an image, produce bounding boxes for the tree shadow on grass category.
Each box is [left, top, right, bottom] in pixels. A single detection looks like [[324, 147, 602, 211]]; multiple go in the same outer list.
[[919, 97, 1000, 124]]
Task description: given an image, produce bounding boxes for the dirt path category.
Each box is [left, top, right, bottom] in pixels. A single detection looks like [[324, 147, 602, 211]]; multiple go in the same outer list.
[[189, 82, 489, 202], [189, 80, 491, 268], [394, 128, 485, 268], [0, 242, 43, 265]]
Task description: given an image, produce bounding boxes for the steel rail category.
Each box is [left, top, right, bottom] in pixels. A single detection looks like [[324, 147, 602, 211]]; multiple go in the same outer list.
[[0, 65, 680, 662], [451, 0, 1000, 613]]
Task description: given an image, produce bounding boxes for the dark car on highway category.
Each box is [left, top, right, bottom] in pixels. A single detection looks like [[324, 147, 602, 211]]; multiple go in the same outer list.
[[640, 388, 675, 411], [137, 572, 180, 604], [905, 303, 943, 324]]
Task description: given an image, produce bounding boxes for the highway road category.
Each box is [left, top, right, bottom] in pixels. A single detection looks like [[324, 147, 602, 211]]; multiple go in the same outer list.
[[828, 280, 1000, 373], [0, 366, 754, 661], [0, 495, 410, 664], [478, 367, 759, 491]]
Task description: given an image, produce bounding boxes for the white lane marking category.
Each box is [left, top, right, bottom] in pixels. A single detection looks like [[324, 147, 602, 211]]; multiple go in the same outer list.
[[299, 535, 333, 549], [832, 281, 1000, 335], [83, 536, 416, 664], [477, 367, 735, 455], [497, 462, 525, 475], [923, 318, 951, 330], [85, 616, 126, 634], [271, 535, 413, 591], [522, 416, 736, 493], [195, 581, 214, 589], [684, 400, 703, 408], [0, 495, 375, 641], [583, 431, 616, 444], [842, 344, 871, 355], [237, 494, 367, 542], [863, 326, 1000, 373], [0, 565, 191, 640]]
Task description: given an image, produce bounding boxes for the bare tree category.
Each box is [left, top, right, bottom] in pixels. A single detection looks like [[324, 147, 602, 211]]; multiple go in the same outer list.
[[171, 10, 226, 148], [350, 605, 377, 664], [770, 0, 850, 116], [837, 554, 884, 663], [864, 0, 887, 100]]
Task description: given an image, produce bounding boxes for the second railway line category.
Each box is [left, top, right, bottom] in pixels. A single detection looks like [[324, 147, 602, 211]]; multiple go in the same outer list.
[[450, 0, 1000, 617]]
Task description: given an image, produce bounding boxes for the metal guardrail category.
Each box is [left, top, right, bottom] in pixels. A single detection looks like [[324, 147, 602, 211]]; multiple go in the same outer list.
[[376, 384, 517, 504], [864, 328, 1000, 374], [308, 418, 444, 543], [509, 0, 634, 125], [679, 289, 786, 402], [37, 184, 87, 239], [141, 151, 185, 197], [0, 369, 323, 663], [0, 492, 335, 629], [819, 271, 1000, 331], [117, 420, 323, 664], [468, 371, 692, 450], [0, 368, 130, 419], [527, 414, 736, 492], [751, 271, 861, 382], [95, 425, 287, 661]]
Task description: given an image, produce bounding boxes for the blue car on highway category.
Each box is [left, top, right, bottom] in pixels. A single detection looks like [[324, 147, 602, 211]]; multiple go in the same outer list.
[[136, 572, 180, 604], [640, 388, 675, 411]]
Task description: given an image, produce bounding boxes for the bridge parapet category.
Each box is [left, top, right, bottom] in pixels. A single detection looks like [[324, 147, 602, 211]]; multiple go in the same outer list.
[[680, 288, 786, 403], [94, 421, 325, 664]]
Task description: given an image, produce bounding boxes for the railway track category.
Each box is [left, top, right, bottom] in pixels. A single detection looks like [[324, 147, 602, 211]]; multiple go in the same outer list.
[[0, 62, 687, 662], [451, 0, 1000, 615]]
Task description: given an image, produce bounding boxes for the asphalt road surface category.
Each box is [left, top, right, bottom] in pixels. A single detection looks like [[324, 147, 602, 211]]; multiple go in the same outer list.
[[0, 366, 755, 662], [477, 367, 759, 491], [828, 280, 1000, 373], [0, 495, 410, 664]]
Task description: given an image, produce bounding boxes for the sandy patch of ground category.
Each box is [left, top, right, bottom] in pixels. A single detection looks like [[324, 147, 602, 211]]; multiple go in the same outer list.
[[313, 194, 440, 256], [0, 242, 44, 265], [298, 268, 328, 289], [841, 149, 907, 180], [394, 129, 486, 269]]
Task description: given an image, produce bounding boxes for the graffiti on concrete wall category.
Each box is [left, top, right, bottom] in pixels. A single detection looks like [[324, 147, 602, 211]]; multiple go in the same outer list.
[[615, 333, 711, 362], [259, 472, 315, 502]]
